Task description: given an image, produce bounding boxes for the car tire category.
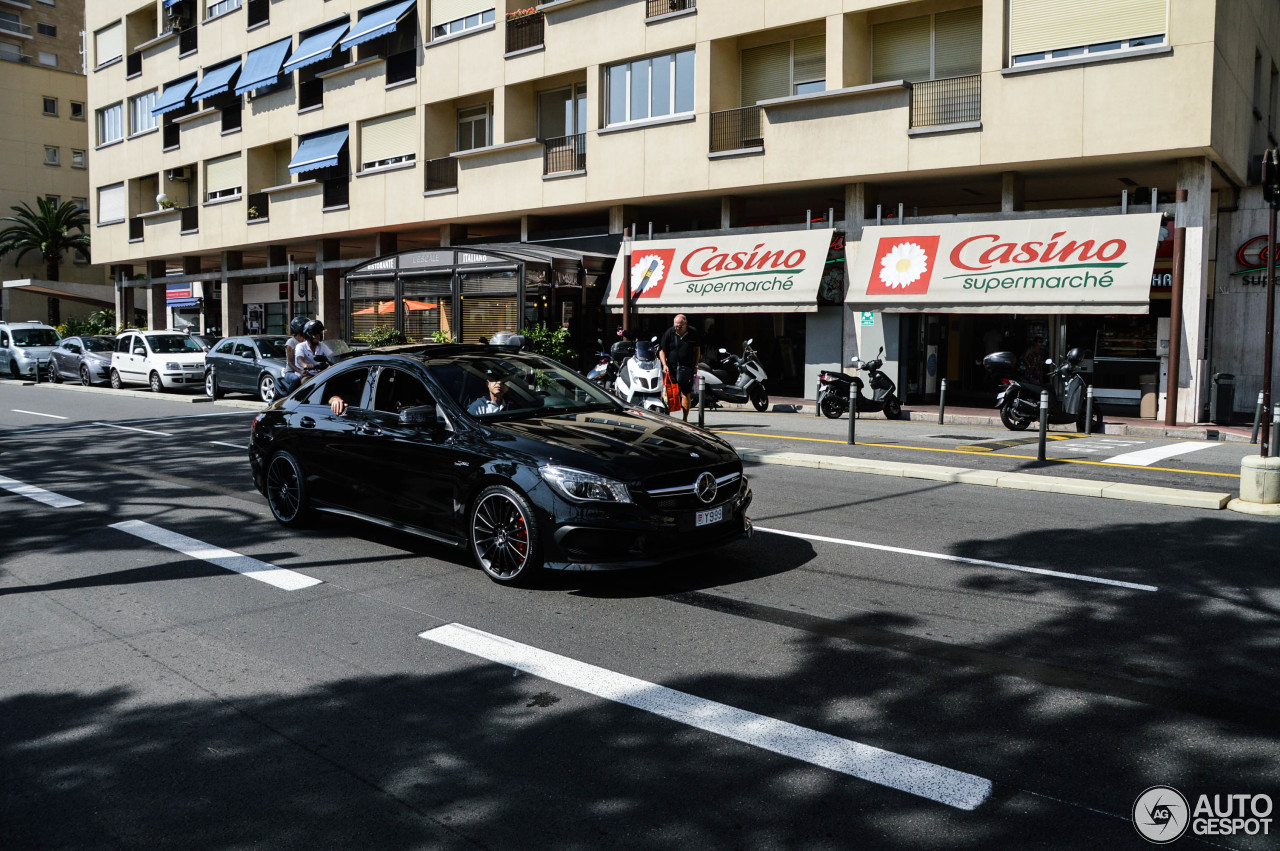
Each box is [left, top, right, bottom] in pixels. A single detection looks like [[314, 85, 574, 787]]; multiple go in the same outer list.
[[265, 451, 309, 527], [109, 369, 123, 390], [80, 364, 92, 386], [749, 385, 769, 412], [470, 485, 542, 586], [819, 394, 844, 419], [9, 361, 18, 380], [46, 360, 60, 383], [258, 373, 276, 404], [205, 370, 220, 400], [149, 371, 164, 393]]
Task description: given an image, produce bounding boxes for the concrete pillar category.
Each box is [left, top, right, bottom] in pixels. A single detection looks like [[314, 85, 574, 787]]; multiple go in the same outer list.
[[1001, 172, 1025, 213], [315, 238, 342, 336], [1164, 156, 1213, 423], [608, 205, 634, 235], [521, 215, 544, 242], [220, 251, 243, 338], [145, 283, 167, 331], [0, 281, 9, 323], [267, 245, 287, 268], [440, 223, 466, 246], [720, 196, 743, 230], [376, 232, 398, 256], [112, 266, 135, 330]]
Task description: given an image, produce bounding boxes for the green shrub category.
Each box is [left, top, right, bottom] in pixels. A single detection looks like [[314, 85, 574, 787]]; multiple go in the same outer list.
[[358, 325, 407, 347], [520, 324, 576, 364], [429, 329, 454, 343]]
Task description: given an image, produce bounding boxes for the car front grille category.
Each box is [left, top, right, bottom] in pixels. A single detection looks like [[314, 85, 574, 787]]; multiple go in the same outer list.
[[643, 469, 742, 512]]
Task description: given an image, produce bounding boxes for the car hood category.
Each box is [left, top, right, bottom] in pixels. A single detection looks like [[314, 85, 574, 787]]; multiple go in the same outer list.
[[16, 346, 58, 357], [487, 408, 739, 481]]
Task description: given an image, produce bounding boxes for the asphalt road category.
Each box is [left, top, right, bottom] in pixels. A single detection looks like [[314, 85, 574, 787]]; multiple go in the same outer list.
[[1, 381, 1277, 850]]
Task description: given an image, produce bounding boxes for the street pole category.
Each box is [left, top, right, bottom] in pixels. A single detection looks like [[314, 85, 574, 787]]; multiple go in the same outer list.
[[847, 388, 856, 445], [1085, 385, 1094, 436], [1252, 390, 1265, 444], [938, 378, 947, 424], [1164, 189, 1187, 426], [697, 374, 705, 429], [621, 228, 633, 337], [1037, 390, 1049, 462], [1262, 156, 1279, 454]]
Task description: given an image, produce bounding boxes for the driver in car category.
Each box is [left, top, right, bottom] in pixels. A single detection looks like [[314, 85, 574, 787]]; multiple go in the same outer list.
[[468, 373, 509, 415]]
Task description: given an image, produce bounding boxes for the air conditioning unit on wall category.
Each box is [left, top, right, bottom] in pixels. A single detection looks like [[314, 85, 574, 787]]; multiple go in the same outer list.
[[166, 166, 192, 182]]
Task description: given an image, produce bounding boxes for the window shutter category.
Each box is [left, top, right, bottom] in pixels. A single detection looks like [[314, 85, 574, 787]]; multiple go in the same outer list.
[[1008, 0, 1167, 57], [430, 0, 493, 27], [872, 15, 932, 83], [98, 183, 125, 223], [95, 22, 123, 66], [934, 7, 982, 78], [792, 36, 826, 85], [360, 111, 415, 165], [205, 154, 241, 194], [741, 41, 790, 106]]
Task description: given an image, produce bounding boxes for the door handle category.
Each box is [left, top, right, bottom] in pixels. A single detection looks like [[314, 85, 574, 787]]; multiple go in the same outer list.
[[300, 416, 316, 428]]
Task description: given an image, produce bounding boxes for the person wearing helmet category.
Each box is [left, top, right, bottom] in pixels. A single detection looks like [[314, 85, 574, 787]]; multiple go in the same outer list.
[[285, 315, 309, 372], [295, 320, 326, 380]]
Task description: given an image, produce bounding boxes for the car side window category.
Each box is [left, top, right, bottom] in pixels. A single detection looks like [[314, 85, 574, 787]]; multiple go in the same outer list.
[[234, 342, 253, 358], [373, 368, 434, 415], [214, 339, 235, 354], [116, 336, 131, 353], [320, 367, 371, 412], [65, 341, 81, 353], [0, 331, 9, 346]]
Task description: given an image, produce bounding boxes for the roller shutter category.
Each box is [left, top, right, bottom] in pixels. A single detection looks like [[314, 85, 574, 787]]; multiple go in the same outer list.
[[934, 7, 981, 78], [95, 22, 123, 67], [872, 15, 931, 83], [792, 35, 826, 86], [360, 110, 416, 166], [205, 154, 241, 194], [741, 41, 790, 105], [430, 0, 491, 28], [1008, 0, 1166, 57], [97, 183, 125, 223]]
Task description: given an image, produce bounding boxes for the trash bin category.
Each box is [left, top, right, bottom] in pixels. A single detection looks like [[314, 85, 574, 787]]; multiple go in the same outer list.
[[1139, 375, 1158, 419], [1211, 373, 1235, 425]]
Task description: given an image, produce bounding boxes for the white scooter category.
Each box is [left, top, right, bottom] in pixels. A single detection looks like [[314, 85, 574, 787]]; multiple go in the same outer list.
[[614, 337, 669, 415], [693, 339, 770, 412]]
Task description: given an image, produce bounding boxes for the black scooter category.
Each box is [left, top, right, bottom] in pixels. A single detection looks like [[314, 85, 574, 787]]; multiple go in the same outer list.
[[984, 347, 1103, 433], [817, 347, 903, 420]]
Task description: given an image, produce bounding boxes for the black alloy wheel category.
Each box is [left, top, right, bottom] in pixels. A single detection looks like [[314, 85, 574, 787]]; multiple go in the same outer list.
[[258, 374, 276, 404], [470, 485, 541, 586], [109, 369, 123, 390], [46, 360, 60, 383], [1000, 404, 1033, 431], [819, 394, 844, 419], [749, 385, 769, 412], [80, 364, 92, 386], [265, 451, 309, 526], [149, 371, 164, 393], [205, 370, 220, 400]]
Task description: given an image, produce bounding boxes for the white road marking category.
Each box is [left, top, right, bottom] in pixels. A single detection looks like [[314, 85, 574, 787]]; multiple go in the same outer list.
[[0, 474, 83, 508], [421, 622, 993, 810], [1103, 441, 1217, 466], [12, 409, 67, 419], [95, 421, 173, 436], [755, 527, 1157, 592], [210, 441, 246, 450], [109, 520, 322, 591]]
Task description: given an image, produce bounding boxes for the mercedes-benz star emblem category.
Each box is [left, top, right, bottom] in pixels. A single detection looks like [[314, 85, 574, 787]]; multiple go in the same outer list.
[[694, 472, 718, 504]]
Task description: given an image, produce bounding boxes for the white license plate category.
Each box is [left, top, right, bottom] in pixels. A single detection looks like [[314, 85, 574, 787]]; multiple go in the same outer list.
[[695, 506, 723, 527]]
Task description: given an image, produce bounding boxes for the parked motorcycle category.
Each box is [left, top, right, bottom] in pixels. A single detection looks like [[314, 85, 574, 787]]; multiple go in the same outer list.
[[614, 337, 669, 414], [817, 347, 903, 420], [586, 339, 621, 389], [983, 347, 1102, 433], [691, 339, 769, 412]]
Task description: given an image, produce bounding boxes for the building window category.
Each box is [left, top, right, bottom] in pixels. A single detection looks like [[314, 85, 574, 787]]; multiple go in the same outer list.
[[872, 8, 981, 82], [456, 104, 491, 151], [606, 49, 695, 126], [71, 149, 86, 169], [0, 42, 23, 63], [205, 153, 242, 200], [94, 21, 122, 68], [206, 0, 242, 20], [37, 22, 56, 37], [45, 194, 60, 206], [129, 90, 158, 136], [42, 97, 57, 116], [70, 101, 84, 120], [97, 182, 126, 224], [432, 8, 494, 40], [38, 0, 55, 6], [72, 197, 86, 212], [96, 102, 124, 145], [740, 36, 825, 105], [38, 51, 56, 66], [1006, 0, 1166, 66], [538, 83, 586, 138], [359, 110, 416, 171], [44, 145, 59, 165]]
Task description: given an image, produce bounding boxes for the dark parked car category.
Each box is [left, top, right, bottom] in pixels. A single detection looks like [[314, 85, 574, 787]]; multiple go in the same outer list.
[[46, 335, 116, 385], [205, 335, 290, 403], [249, 345, 753, 585]]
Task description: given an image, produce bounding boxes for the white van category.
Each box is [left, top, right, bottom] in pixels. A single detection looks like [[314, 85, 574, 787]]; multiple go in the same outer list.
[[110, 330, 207, 392], [0, 321, 61, 380]]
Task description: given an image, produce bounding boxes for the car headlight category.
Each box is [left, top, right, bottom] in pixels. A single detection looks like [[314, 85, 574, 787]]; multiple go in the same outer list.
[[166, 362, 181, 371], [541, 465, 632, 504], [16, 350, 30, 360]]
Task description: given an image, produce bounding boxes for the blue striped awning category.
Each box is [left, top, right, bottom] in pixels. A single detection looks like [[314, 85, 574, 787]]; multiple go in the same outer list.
[[190, 59, 241, 101], [339, 0, 415, 50], [289, 127, 349, 175], [151, 75, 199, 117], [167, 298, 201, 307], [283, 20, 350, 74], [235, 37, 292, 96]]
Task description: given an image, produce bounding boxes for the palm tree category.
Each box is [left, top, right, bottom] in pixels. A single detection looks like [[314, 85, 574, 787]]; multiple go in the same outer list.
[[0, 198, 91, 281]]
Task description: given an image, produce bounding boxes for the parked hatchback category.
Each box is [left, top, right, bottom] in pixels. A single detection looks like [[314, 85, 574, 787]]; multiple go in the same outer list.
[[46, 335, 116, 385], [110, 330, 206, 392], [205, 335, 290, 403], [0, 321, 61, 380]]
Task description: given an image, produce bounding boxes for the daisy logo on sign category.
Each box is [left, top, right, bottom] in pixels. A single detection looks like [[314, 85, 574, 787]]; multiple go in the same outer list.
[[617, 249, 676, 300], [866, 236, 940, 296]]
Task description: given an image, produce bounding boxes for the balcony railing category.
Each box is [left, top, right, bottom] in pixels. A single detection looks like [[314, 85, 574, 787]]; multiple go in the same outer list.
[[247, 0, 268, 27], [424, 156, 457, 192], [709, 105, 763, 153], [505, 12, 544, 53], [322, 179, 349, 209], [246, 191, 268, 221], [299, 78, 323, 110], [180, 205, 198, 232], [126, 50, 142, 77], [910, 74, 981, 128], [386, 48, 415, 85], [0, 18, 32, 36], [178, 25, 197, 56], [646, 0, 694, 18], [0, 50, 31, 64], [543, 133, 585, 175], [128, 217, 144, 241]]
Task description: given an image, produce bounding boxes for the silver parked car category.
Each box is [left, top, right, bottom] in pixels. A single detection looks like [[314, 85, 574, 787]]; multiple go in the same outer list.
[[46, 335, 117, 385], [0, 321, 61, 380], [204, 335, 291, 403]]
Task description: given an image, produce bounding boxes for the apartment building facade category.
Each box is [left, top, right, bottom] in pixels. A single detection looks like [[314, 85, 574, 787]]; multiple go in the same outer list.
[[85, 0, 1277, 420], [0, 0, 112, 325]]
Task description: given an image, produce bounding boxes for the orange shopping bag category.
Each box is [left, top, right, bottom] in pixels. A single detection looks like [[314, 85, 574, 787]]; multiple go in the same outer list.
[[665, 370, 682, 410]]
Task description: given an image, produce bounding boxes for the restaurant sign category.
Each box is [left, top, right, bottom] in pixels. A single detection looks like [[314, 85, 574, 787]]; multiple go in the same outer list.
[[848, 214, 1163, 314], [605, 229, 835, 313]]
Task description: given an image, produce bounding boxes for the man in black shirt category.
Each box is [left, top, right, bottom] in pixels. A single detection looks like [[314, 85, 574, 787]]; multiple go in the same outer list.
[[659, 313, 701, 421]]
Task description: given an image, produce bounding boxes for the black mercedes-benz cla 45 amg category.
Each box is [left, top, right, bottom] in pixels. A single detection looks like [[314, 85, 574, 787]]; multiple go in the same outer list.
[[249, 344, 752, 585]]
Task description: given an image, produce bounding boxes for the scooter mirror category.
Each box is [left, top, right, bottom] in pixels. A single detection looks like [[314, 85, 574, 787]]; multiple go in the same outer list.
[[1045, 357, 1053, 365], [746, 338, 754, 346], [719, 348, 727, 354]]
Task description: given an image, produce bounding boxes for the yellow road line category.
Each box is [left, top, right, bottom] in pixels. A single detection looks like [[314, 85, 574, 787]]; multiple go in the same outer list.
[[713, 430, 1242, 479]]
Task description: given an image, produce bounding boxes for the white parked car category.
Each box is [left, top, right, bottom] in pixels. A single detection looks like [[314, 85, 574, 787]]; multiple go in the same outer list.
[[110, 330, 207, 392], [0, 321, 61, 380]]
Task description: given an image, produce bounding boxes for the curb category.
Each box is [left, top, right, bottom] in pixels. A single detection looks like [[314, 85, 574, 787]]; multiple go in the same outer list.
[[212, 398, 268, 410], [27, 381, 210, 403], [734, 448, 1235, 511], [1226, 498, 1280, 516]]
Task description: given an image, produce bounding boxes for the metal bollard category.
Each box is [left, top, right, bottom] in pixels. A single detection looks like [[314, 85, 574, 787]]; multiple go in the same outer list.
[[1084, 385, 1094, 436], [697, 375, 705, 430], [938, 378, 947, 425], [1252, 391, 1265, 445], [847, 393, 857, 445], [1271, 405, 1280, 458], [34, 359, 41, 384], [814, 378, 822, 417], [1038, 390, 1049, 462]]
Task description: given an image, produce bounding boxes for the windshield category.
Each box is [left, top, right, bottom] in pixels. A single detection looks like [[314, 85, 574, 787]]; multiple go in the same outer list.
[[320, 339, 353, 358], [148, 334, 204, 354], [255, 337, 288, 358], [427, 353, 618, 420], [12, 328, 59, 347], [83, 337, 115, 353], [635, 340, 658, 364]]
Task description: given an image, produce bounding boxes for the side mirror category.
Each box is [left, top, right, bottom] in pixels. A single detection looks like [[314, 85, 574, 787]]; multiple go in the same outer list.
[[718, 347, 727, 354], [877, 346, 885, 356], [241, 351, 255, 359], [746, 338, 754, 346], [133, 347, 146, 356], [1045, 357, 1054, 366], [399, 403, 438, 427]]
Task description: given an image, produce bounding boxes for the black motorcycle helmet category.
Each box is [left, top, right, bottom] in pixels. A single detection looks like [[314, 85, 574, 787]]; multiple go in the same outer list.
[[289, 315, 309, 336], [303, 319, 325, 340], [1065, 347, 1083, 365]]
